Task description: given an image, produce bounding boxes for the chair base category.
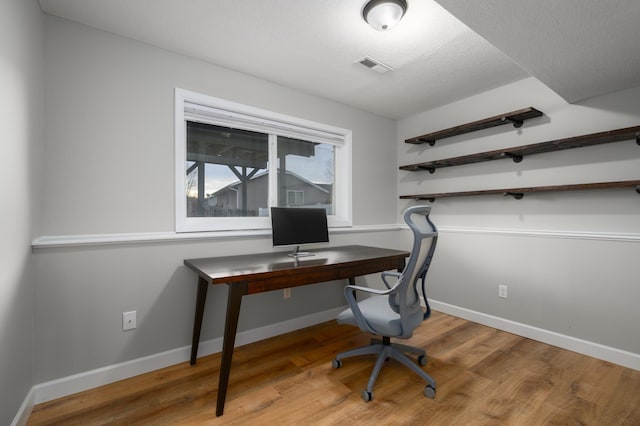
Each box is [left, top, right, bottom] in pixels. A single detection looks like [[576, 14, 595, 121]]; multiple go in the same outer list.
[[334, 336, 436, 399]]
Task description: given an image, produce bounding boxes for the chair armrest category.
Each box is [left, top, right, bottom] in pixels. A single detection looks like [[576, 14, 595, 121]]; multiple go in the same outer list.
[[345, 284, 395, 296], [381, 271, 402, 289], [342, 279, 404, 334], [343, 285, 379, 334]]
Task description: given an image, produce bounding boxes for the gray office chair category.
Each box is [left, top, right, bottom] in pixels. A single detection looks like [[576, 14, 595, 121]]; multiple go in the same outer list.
[[332, 205, 438, 402]]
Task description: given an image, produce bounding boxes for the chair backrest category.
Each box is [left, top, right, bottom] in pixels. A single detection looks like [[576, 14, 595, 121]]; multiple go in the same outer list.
[[390, 205, 438, 337]]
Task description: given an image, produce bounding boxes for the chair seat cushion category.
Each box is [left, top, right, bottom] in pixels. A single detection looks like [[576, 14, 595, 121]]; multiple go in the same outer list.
[[337, 295, 422, 337]]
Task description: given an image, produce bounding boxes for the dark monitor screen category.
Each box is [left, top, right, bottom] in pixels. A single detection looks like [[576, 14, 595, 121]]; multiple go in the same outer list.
[[270, 207, 329, 250]]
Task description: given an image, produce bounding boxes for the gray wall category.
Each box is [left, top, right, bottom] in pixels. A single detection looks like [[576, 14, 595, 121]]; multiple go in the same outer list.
[[398, 77, 640, 355], [33, 16, 400, 384], [0, 0, 44, 423]]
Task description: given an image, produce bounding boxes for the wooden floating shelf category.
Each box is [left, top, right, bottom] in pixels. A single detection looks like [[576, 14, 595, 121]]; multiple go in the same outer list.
[[405, 107, 543, 146], [400, 125, 640, 173], [400, 180, 640, 202]]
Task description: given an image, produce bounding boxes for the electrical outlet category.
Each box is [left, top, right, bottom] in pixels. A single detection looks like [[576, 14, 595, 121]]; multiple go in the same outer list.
[[283, 288, 291, 299], [122, 311, 137, 331], [498, 285, 508, 299]]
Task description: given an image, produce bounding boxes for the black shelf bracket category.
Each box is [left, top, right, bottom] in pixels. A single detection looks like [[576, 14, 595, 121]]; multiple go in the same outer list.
[[635, 185, 640, 195], [503, 117, 524, 128], [636, 134, 639, 145], [502, 152, 524, 163], [417, 165, 436, 174], [504, 192, 524, 200]]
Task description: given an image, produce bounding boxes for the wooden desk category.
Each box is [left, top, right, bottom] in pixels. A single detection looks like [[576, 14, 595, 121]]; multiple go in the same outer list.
[[184, 245, 409, 416]]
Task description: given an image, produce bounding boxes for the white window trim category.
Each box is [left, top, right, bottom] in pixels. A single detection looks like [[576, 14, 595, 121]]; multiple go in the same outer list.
[[175, 88, 352, 233]]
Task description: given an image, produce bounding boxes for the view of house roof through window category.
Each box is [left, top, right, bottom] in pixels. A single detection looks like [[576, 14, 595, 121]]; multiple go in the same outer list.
[[186, 122, 335, 218]]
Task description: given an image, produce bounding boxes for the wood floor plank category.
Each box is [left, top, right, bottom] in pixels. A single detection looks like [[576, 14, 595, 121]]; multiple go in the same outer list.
[[27, 312, 640, 425], [599, 367, 640, 423]]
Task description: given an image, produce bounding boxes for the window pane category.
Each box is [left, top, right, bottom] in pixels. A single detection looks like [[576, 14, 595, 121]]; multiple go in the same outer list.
[[277, 136, 334, 214], [186, 121, 269, 217]]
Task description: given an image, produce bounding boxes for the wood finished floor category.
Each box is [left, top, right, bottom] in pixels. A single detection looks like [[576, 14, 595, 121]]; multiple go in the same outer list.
[[28, 311, 640, 425]]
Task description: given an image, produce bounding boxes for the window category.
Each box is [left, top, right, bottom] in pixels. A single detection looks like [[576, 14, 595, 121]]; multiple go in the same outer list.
[[175, 89, 352, 233], [286, 190, 304, 206]]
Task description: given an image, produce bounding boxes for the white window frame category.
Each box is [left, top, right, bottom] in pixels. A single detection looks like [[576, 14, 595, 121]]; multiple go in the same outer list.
[[175, 88, 352, 233]]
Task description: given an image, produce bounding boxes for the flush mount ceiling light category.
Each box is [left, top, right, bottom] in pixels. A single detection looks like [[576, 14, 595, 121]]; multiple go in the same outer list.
[[362, 0, 408, 31]]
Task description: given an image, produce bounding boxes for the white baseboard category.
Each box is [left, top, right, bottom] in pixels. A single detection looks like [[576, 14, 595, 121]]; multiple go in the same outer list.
[[15, 305, 346, 422], [11, 387, 35, 426], [430, 299, 640, 371]]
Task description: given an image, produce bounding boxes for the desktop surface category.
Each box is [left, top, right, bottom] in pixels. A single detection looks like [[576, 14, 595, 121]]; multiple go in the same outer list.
[[184, 245, 409, 290]]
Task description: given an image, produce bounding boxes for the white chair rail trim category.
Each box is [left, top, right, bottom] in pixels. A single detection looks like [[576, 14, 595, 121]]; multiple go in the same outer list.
[[31, 224, 404, 248], [437, 226, 640, 243]]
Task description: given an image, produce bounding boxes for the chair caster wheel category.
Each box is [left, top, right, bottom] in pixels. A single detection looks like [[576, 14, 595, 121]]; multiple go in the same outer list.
[[362, 390, 373, 402], [332, 359, 342, 369], [417, 354, 428, 366], [424, 385, 436, 399]]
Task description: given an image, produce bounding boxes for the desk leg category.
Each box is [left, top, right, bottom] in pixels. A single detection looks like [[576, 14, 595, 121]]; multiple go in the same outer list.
[[216, 281, 248, 417], [190, 276, 209, 365], [349, 277, 356, 299]]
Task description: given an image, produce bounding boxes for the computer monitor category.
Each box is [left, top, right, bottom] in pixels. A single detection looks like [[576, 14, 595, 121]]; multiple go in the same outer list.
[[270, 207, 329, 257]]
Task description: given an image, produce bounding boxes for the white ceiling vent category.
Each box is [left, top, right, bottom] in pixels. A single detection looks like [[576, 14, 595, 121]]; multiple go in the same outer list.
[[356, 56, 393, 74]]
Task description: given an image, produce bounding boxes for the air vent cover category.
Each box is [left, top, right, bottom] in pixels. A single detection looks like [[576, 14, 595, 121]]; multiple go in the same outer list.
[[356, 56, 393, 74]]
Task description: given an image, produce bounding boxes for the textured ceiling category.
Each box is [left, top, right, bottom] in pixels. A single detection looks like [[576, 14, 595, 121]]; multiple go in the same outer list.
[[436, 0, 640, 104], [38, 0, 639, 119]]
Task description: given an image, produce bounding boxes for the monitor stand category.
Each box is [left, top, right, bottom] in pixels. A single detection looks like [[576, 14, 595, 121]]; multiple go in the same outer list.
[[288, 246, 315, 258]]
